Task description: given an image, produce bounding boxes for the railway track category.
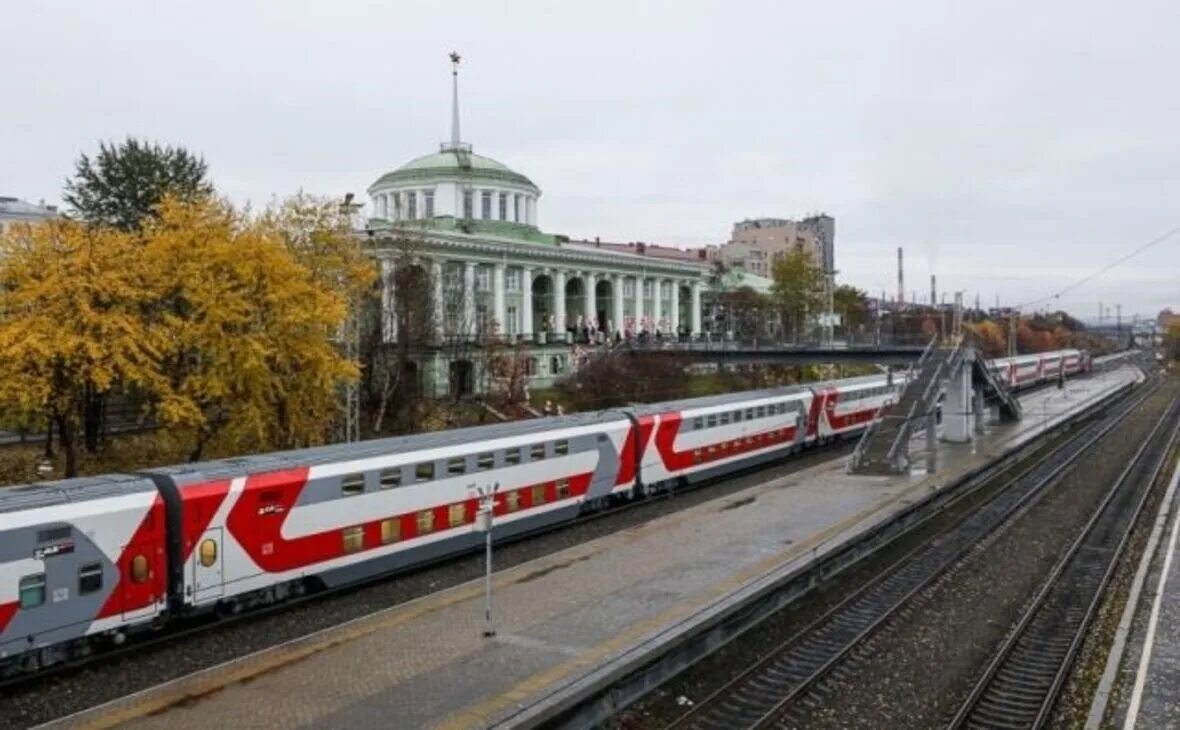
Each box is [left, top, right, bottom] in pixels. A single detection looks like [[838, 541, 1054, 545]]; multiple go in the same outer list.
[[662, 381, 1159, 730], [949, 397, 1180, 729]]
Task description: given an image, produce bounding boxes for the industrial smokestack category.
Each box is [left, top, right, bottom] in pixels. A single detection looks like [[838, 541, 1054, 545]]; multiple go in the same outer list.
[[930, 274, 937, 307], [897, 247, 904, 307]]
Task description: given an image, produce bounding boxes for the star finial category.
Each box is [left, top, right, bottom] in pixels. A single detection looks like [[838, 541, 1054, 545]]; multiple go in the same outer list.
[[450, 51, 461, 67]]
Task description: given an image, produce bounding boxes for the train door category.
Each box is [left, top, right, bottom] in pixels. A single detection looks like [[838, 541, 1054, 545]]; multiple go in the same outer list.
[[121, 540, 164, 622], [192, 528, 225, 603]]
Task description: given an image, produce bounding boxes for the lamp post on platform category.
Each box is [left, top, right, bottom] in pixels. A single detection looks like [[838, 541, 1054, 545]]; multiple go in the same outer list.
[[472, 481, 500, 638]]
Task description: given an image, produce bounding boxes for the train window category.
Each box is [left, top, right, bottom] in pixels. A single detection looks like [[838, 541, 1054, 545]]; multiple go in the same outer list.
[[693, 417, 703, 429], [757, 406, 767, 418], [379, 468, 401, 489], [448, 503, 466, 527], [556, 479, 570, 498], [37, 526, 70, 543], [78, 563, 103, 595], [416, 510, 435, 534], [734, 410, 742, 422], [779, 403, 788, 414], [532, 484, 546, 505], [130, 555, 149, 584], [477, 453, 495, 470], [530, 444, 546, 461], [380, 518, 400, 544], [342, 526, 364, 554], [19, 574, 46, 608], [707, 415, 717, 428], [341, 473, 365, 496], [416, 462, 435, 482], [199, 539, 218, 567], [746, 408, 754, 420], [505, 490, 521, 512], [720, 413, 730, 425], [447, 457, 466, 476], [505, 448, 521, 465], [555, 440, 569, 455]]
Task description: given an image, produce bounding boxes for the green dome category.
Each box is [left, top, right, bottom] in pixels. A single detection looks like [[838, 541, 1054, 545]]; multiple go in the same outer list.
[[370, 147, 539, 192]]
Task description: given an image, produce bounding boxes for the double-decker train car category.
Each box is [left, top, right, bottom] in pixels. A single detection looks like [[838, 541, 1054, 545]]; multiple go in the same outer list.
[[0, 349, 1093, 677], [987, 349, 1086, 390]]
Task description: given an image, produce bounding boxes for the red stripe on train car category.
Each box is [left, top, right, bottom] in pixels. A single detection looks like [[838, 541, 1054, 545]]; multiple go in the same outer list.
[[179, 479, 233, 562], [617, 415, 656, 486], [226, 467, 596, 574], [0, 600, 17, 633], [96, 496, 168, 619], [653, 411, 798, 473]]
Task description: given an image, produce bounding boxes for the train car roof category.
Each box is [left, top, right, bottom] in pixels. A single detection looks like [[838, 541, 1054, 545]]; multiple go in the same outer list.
[[626, 385, 813, 415], [0, 473, 157, 514], [142, 409, 629, 483]]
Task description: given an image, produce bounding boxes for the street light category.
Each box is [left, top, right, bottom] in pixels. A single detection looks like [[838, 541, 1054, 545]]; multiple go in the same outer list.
[[471, 481, 500, 638]]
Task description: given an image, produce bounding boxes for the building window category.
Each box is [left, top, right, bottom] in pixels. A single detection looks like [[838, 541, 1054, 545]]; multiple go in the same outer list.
[[550, 355, 564, 374], [643, 280, 654, 298], [463, 190, 474, 219], [19, 574, 46, 608], [498, 193, 507, 220], [623, 280, 635, 297], [406, 191, 417, 220], [423, 190, 434, 218], [481, 191, 492, 219], [476, 267, 490, 291], [506, 269, 520, 292], [506, 306, 519, 334], [393, 194, 402, 220], [78, 563, 103, 595], [514, 195, 521, 222]]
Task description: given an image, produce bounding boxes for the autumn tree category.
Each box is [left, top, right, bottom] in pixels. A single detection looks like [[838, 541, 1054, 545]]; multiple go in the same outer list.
[[142, 196, 359, 459], [833, 284, 869, 335], [64, 137, 212, 231], [770, 249, 823, 342], [717, 286, 775, 339], [0, 220, 164, 476]]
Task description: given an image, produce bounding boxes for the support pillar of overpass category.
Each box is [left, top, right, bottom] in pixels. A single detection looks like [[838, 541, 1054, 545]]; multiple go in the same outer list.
[[942, 349, 976, 444]]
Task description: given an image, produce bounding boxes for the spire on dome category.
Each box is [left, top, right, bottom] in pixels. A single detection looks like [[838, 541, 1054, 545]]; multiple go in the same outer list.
[[442, 52, 471, 153]]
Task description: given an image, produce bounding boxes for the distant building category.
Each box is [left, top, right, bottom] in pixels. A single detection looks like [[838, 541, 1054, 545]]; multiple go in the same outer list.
[[0, 196, 58, 235], [717, 214, 835, 278]]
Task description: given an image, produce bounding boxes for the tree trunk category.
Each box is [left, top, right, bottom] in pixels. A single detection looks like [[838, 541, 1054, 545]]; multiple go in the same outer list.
[[83, 387, 105, 453], [57, 415, 78, 478], [43, 414, 55, 459]]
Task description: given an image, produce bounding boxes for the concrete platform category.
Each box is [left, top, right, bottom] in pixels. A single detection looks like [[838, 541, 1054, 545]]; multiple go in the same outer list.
[[1091, 436, 1180, 730], [50, 368, 1144, 730]]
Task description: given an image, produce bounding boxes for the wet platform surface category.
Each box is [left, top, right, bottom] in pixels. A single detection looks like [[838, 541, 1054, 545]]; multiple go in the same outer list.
[[51, 368, 1144, 730]]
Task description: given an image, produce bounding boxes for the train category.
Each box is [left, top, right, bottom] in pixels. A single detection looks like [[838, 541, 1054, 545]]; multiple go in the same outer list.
[[0, 349, 1089, 676]]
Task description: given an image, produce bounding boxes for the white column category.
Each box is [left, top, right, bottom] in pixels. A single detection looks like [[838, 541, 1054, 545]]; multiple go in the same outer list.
[[522, 267, 534, 339], [634, 275, 645, 332], [653, 279, 664, 333], [691, 281, 703, 336], [415, 191, 424, 219], [584, 271, 597, 327], [554, 270, 567, 338], [612, 274, 625, 337], [381, 259, 396, 342], [431, 260, 444, 340], [493, 262, 506, 335], [463, 262, 476, 336], [670, 281, 681, 336]]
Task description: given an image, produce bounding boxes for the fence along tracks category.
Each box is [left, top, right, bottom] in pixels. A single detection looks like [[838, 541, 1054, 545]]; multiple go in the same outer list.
[[949, 395, 1180, 729], [663, 382, 1159, 730]]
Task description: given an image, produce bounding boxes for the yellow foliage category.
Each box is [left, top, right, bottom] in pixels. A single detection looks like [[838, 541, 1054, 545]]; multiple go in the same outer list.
[[0, 195, 367, 472]]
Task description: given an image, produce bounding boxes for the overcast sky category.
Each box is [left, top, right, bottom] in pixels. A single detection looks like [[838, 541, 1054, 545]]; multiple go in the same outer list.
[[3, 0, 1177, 320]]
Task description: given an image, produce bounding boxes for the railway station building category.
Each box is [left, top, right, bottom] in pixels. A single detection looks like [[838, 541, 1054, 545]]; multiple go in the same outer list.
[[362, 64, 722, 398]]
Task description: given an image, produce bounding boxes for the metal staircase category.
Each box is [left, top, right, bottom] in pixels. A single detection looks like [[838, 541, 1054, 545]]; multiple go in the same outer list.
[[850, 339, 960, 475], [969, 356, 1022, 421]]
